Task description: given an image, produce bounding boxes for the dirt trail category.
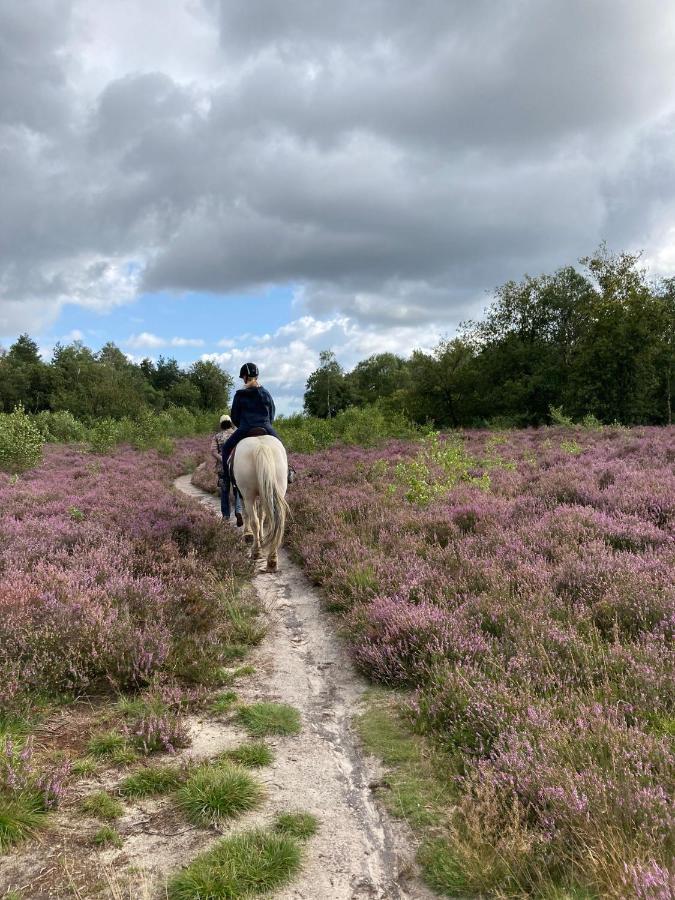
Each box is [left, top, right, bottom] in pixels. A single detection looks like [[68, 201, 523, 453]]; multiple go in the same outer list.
[[174, 474, 435, 900]]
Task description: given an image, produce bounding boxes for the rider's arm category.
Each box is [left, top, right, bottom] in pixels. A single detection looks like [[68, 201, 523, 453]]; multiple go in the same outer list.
[[263, 389, 276, 423], [210, 434, 220, 463], [231, 392, 242, 427]]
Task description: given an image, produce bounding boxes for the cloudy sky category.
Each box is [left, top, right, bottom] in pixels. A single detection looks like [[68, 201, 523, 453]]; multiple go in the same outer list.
[[2, 0, 675, 411]]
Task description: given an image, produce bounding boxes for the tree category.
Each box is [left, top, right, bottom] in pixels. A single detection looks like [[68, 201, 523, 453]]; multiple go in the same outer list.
[[304, 351, 353, 418], [401, 339, 475, 426], [188, 360, 232, 410], [346, 353, 411, 406]]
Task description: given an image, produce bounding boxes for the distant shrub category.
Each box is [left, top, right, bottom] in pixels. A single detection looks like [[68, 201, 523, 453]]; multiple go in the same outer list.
[[548, 405, 575, 427], [87, 417, 125, 454], [34, 410, 88, 443], [276, 405, 419, 454], [0, 405, 45, 473]]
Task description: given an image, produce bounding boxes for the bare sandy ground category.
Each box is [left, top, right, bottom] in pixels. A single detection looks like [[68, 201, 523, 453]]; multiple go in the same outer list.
[[173, 475, 435, 900]]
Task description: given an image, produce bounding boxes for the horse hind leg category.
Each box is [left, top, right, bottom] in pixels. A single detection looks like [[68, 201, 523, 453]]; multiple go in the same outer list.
[[266, 550, 278, 572], [249, 502, 262, 560]]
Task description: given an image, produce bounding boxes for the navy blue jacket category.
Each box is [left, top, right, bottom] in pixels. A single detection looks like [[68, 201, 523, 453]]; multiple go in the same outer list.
[[230, 386, 276, 431]]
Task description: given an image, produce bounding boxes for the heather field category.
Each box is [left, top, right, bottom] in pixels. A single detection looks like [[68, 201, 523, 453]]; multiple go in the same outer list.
[[283, 427, 675, 898], [0, 439, 292, 895]]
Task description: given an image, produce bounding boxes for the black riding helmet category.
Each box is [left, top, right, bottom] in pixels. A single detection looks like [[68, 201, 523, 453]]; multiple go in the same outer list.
[[239, 362, 259, 379]]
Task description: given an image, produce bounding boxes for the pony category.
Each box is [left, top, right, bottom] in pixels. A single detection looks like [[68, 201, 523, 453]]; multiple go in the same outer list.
[[232, 435, 289, 571]]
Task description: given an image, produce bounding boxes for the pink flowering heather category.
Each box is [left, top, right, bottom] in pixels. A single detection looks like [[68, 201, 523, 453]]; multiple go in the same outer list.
[[285, 426, 675, 895], [0, 439, 251, 711]]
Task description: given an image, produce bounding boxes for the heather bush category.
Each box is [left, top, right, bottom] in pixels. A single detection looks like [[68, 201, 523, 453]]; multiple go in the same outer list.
[[0, 438, 252, 711], [286, 425, 675, 895], [0, 406, 44, 473]]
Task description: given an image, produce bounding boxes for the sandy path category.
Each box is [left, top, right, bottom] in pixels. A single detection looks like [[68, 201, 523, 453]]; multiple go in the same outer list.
[[174, 475, 435, 900]]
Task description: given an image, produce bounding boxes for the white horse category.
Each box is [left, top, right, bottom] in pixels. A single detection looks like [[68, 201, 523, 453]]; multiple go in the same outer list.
[[232, 435, 289, 571]]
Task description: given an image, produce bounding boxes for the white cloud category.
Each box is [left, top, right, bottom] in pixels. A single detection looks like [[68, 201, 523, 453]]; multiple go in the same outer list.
[[126, 332, 205, 349], [203, 313, 442, 413]]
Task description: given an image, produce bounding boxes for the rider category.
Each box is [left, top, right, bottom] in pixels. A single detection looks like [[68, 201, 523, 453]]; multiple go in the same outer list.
[[221, 363, 280, 468], [211, 414, 243, 525]]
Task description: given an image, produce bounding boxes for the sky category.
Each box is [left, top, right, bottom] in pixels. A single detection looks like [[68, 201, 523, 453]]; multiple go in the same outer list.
[[1, 1, 675, 412]]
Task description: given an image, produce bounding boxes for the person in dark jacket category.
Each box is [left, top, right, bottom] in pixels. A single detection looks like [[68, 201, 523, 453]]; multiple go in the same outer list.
[[221, 363, 281, 466]]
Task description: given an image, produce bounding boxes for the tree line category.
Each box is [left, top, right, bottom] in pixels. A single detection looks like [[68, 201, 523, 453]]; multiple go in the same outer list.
[[304, 248, 675, 426], [0, 337, 232, 418]]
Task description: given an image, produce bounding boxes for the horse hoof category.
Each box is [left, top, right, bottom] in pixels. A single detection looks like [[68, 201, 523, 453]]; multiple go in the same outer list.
[[244, 533, 254, 545], [266, 560, 278, 572], [252, 550, 262, 560]]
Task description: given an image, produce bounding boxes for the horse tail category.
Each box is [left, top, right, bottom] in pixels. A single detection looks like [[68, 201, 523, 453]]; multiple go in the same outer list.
[[254, 442, 289, 555]]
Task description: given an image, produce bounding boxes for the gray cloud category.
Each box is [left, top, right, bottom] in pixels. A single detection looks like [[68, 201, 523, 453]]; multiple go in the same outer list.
[[2, 0, 675, 338]]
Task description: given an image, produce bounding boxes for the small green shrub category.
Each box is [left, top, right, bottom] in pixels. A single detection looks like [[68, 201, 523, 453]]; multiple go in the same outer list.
[[176, 764, 263, 825], [236, 703, 301, 737], [34, 410, 88, 443], [87, 417, 125, 454], [167, 829, 301, 899], [274, 811, 319, 840], [549, 405, 575, 427], [80, 791, 123, 821], [0, 406, 44, 473]]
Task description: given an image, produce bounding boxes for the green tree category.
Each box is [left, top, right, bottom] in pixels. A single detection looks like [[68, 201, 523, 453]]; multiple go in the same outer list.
[[188, 360, 232, 410], [304, 351, 353, 418], [345, 353, 411, 406]]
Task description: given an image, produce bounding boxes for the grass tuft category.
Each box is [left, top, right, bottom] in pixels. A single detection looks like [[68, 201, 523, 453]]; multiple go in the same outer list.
[[71, 756, 99, 777], [209, 691, 238, 715], [176, 764, 263, 826], [274, 811, 319, 841], [0, 793, 48, 851], [87, 731, 127, 758], [236, 703, 301, 737], [218, 742, 273, 769], [92, 825, 123, 849], [168, 829, 301, 899], [119, 765, 185, 798], [80, 791, 123, 821]]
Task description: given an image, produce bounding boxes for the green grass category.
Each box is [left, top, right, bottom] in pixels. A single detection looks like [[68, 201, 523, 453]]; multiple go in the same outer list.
[[355, 700, 452, 829], [0, 792, 48, 850], [274, 811, 319, 841], [87, 731, 126, 757], [116, 695, 169, 719], [71, 756, 99, 777], [236, 703, 301, 737], [418, 838, 471, 896], [92, 825, 123, 849], [220, 644, 248, 663], [80, 791, 123, 821], [176, 764, 263, 826], [209, 691, 238, 715], [86, 730, 138, 765], [218, 742, 274, 769], [225, 599, 267, 647], [119, 765, 186, 798], [168, 829, 301, 899], [214, 664, 256, 686]]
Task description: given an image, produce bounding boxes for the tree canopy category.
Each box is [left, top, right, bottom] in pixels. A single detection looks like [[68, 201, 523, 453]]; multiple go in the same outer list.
[[303, 248, 674, 427], [0, 338, 233, 418]]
